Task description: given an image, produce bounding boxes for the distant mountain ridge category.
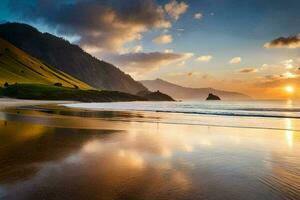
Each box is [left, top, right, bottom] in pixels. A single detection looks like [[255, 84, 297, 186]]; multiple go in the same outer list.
[[0, 22, 147, 94], [140, 79, 250, 100]]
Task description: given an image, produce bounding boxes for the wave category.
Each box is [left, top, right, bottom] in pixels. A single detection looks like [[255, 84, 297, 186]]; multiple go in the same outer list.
[[63, 101, 300, 119], [154, 110, 300, 119]]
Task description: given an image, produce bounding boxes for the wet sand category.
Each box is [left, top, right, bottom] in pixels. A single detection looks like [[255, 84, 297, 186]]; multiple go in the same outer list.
[[0, 105, 299, 200], [0, 98, 75, 109]]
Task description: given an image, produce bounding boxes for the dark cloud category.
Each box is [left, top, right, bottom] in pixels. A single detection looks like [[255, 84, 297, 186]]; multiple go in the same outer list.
[[10, 0, 171, 52], [238, 68, 258, 73], [264, 34, 300, 49], [106, 52, 193, 72]]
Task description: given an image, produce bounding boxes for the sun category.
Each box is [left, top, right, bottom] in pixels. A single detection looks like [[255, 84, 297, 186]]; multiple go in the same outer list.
[[285, 85, 295, 94]]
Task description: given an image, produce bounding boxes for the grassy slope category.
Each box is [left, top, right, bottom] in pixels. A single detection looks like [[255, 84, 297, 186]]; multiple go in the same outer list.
[[0, 83, 146, 102], [0, 38, 92, 90], [0, 37, 148, 102]]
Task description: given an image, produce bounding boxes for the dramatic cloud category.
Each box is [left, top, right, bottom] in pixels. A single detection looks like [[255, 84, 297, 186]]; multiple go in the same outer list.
[[264, 34, 300, 49], [153, 34, 173, 44], [108, 51, 193, 73], [11, 0, 171, 52], [239, 68, 258, 73], [194, 13, 203, 20], [164, 0, 189, 20], [229, 57, 241, 64], [195, 55, 212, 62]]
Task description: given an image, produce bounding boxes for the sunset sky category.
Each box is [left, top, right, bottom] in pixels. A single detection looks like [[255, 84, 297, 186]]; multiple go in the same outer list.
[[1, 0, 300, 98]]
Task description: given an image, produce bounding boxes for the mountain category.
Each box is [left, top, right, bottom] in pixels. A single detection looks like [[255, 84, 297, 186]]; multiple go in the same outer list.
[[0, 37, 92, 89], [140, 79, 250, 100], [136, 90, 175, 101], [0, 22, 147, 94]]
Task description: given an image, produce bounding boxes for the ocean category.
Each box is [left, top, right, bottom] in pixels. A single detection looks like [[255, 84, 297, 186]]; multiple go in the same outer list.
[[64, 100, 300, 118], [64, 100, 300, 131]]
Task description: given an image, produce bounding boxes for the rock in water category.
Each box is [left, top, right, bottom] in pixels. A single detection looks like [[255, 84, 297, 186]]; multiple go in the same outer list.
[[206, 93, 221, 100]]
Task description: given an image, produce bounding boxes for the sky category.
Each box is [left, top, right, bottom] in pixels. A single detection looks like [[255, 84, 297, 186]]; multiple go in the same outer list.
[[1, 0, 300, 99]]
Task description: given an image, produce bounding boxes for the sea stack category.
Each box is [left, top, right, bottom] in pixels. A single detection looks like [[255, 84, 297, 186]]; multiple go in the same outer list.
[[206, 93, 221, 100]]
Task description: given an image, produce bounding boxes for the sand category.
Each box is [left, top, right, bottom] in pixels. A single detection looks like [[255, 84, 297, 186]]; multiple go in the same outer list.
[[0, 98, 76, 109], [0, 104, 299, 200]]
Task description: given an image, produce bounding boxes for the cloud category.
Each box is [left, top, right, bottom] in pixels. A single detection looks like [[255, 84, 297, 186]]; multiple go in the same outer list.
[[229, 57, 241, 64], [165, 71, 214, 88], [238, 68, 258, 73], [164, 0, 189, 20], [195, 55, 212, 62], [264, 34, 300, 49], [107, 51, 194, 73], [194, 13, 203, 20], [153, 34, 173, 44], [130, 45, 143, 53], [280, 71, 299, 79], [260, 59, 300, 73], [164, 49, 174, 53], [256, 73, 300, 88], [11, 0, 171, 53], [254, 65, 300, 88], [281, 59, 294, 69], [168, 71, 203, 77]]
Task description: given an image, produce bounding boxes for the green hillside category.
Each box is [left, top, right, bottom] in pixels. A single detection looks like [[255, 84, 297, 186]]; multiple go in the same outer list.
[[0, 23, 148, 94], [0, 37, 92, 90], [0, 83, 146, 102]]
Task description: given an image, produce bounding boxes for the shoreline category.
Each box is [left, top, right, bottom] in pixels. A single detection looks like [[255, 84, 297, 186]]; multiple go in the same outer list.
[[1, 102, 300, 133], [0, 98, 77, 109]]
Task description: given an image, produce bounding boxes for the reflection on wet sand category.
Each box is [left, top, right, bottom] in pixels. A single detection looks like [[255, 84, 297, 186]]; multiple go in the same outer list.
[[0, 120, 120, 184], [0, 106, 300, 200]]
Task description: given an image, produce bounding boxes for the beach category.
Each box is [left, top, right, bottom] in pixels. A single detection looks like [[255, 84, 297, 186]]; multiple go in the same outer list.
[[0, 101, 300, 200], [1, 2, 300, 199], [0, 98, 75, 109]]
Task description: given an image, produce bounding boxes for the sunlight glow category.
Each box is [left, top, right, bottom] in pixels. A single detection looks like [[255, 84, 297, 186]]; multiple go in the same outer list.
[[285, 85, 295, 94], [285, 118, 294, 148]]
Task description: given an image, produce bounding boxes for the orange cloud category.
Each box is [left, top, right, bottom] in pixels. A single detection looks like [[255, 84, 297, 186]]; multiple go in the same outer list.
[[195, 55, 212, 62], [229, 57, 242, 64], [153, 34, 173, 44], [164, 0, 189, 20]]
